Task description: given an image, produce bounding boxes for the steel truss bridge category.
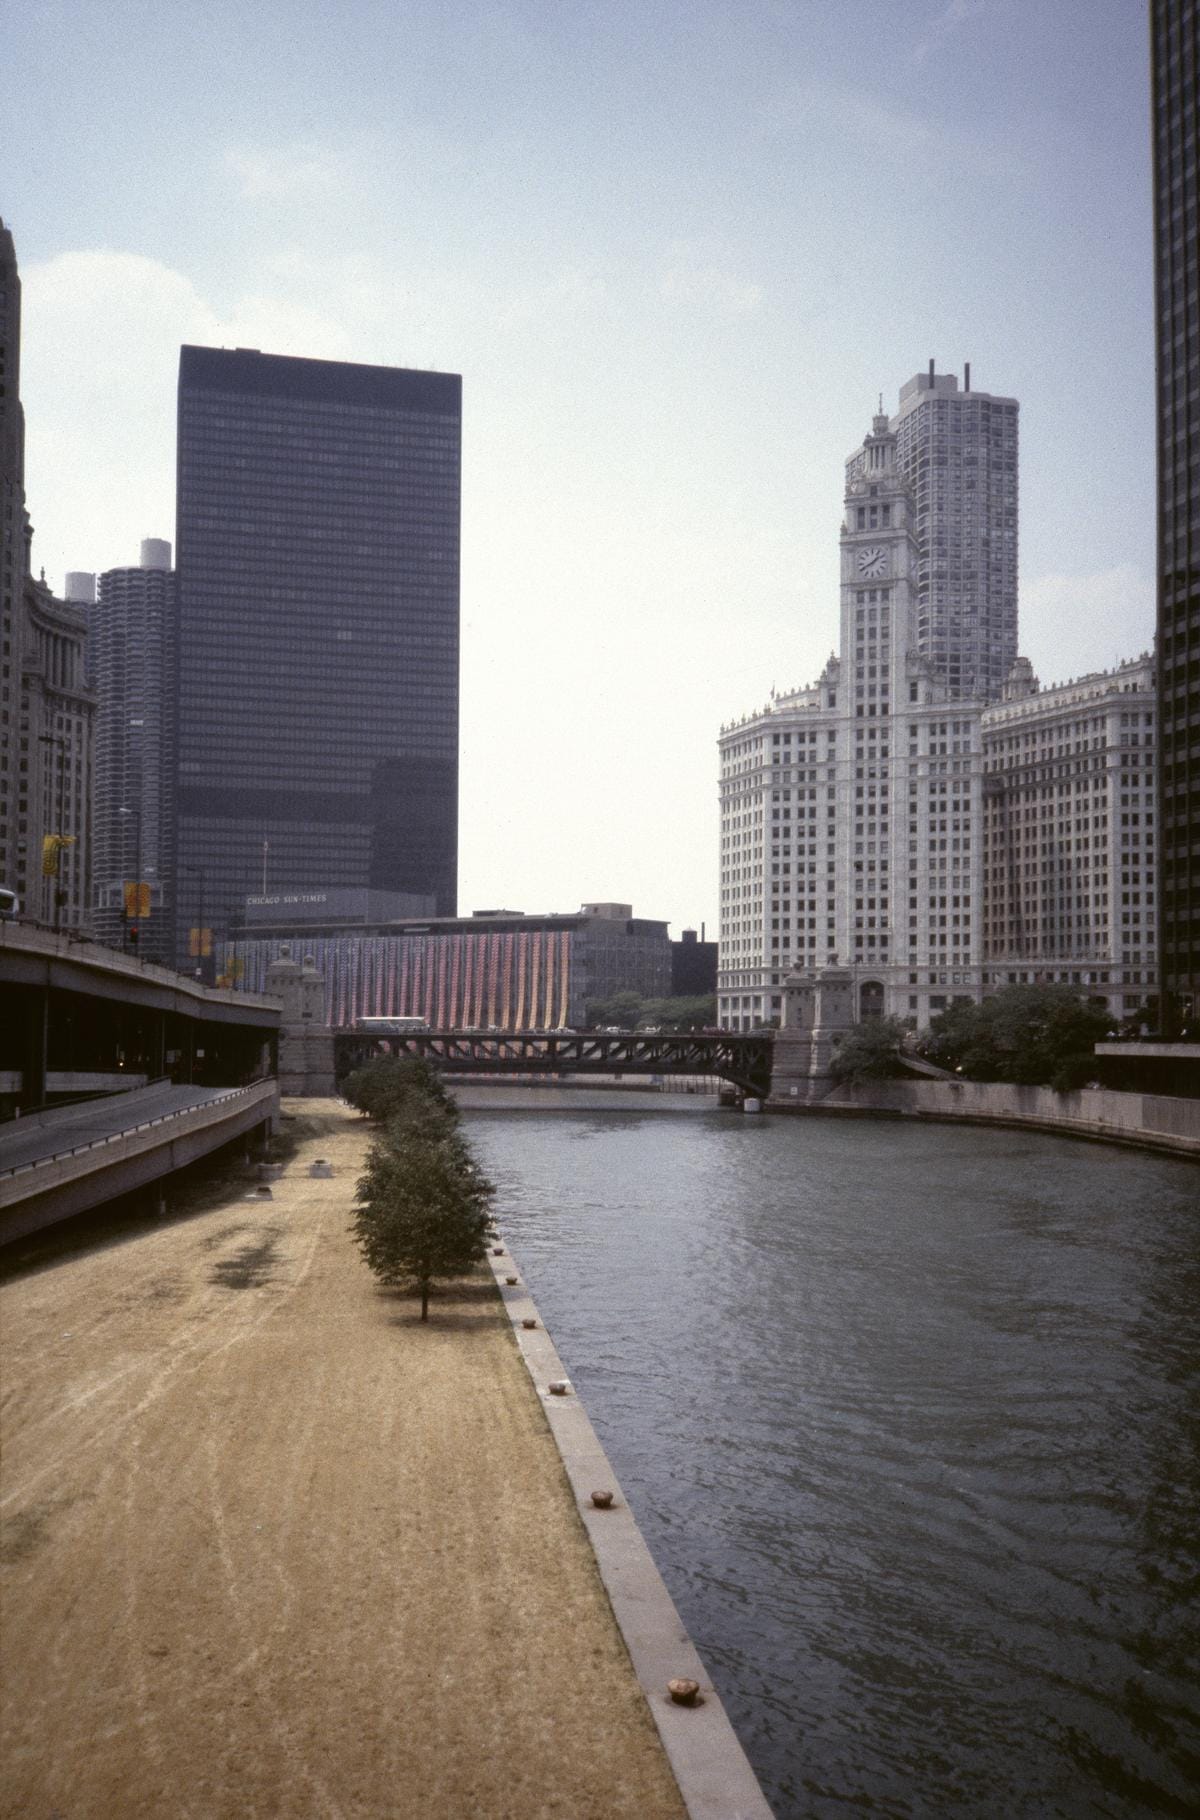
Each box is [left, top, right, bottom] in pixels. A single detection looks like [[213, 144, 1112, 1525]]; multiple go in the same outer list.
[[334, 1029, 774, 1099]]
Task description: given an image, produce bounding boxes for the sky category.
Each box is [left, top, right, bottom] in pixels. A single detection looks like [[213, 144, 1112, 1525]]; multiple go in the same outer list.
[[4, 0, 1155, 938]]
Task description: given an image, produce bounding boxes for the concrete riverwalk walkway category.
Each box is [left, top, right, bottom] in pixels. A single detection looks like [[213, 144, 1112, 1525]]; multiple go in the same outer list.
[[0, 1100, 688, 1820]]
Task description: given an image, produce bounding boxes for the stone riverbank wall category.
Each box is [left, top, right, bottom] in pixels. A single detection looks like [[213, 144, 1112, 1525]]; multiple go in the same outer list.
[[785, 1078, 1199, 1160]]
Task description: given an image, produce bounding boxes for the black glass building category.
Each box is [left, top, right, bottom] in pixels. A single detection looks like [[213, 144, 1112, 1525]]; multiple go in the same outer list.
[[1151, 1, 1199, 1031], [172, 347, 461, 961]]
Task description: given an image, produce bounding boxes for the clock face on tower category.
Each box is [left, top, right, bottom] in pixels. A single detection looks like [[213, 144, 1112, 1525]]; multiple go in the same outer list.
[[857, 546, 887, 578]]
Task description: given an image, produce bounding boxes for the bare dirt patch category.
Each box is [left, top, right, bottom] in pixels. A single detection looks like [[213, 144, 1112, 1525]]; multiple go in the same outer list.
[[0, 1099, 685, 1820]]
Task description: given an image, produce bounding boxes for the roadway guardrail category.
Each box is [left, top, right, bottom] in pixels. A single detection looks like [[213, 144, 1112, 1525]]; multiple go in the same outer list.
[[0, 1083, 274, 1181]]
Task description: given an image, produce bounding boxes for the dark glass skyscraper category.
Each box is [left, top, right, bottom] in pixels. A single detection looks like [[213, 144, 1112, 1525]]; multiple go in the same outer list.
[[1151, 0, 1198, 1031], [172, 347, 461, 961]]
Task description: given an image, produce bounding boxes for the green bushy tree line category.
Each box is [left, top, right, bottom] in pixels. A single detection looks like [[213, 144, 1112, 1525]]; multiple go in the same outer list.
[[829, 1017, 910, 1084], [916, 985, 1113, 1093], [341, 1056, 453, 1125], [345, 1058, 495, 1320], [583, 992, 717, 1031]]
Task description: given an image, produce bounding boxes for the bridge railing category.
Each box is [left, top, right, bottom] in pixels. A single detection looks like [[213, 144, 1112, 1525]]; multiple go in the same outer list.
[[334, 1030, 774, 1097]]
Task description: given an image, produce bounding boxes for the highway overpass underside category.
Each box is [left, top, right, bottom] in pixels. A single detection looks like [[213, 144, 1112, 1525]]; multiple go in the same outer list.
[[1, 925, 281, 1117], [0, 980, 274, 1113]]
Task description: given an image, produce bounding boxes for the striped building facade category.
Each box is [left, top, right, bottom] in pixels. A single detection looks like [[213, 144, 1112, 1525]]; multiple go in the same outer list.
[[225, 907, 670, 1030]]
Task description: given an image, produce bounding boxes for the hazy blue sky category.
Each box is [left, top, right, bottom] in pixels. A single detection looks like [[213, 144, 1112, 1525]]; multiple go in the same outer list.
[[4, 0, 1153, 935]]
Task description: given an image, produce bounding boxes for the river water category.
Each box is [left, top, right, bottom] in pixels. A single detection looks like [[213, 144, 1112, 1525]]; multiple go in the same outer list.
[[463, 1107, 1199, 1820]]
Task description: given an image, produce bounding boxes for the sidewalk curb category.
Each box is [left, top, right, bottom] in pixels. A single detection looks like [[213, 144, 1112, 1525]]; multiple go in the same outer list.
[[487, 1244, 775, 1820]]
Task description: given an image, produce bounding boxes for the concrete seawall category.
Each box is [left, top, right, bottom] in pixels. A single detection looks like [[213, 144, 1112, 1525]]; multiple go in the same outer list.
[[777, 1077, 1200, 1160], [486, 1242, 775, 1819]]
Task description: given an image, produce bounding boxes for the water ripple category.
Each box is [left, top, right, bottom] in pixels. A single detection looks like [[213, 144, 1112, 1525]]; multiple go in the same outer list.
[[468, 1109, 1200, 1820]]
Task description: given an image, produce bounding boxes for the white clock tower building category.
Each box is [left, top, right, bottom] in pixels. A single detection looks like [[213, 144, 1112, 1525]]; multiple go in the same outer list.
[[719, 401, 987, 1030], [834, 406, 985, 1010], [720, 372, 1148, 1037]]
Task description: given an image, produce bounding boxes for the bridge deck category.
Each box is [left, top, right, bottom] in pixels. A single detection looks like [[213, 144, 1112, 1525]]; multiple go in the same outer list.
[[335, 1030, 773, 1097]]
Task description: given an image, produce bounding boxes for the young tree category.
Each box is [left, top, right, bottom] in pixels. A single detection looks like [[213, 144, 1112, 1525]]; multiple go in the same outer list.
[[342, 1056, 455, 1123], [350, 1125, 495, 1320]]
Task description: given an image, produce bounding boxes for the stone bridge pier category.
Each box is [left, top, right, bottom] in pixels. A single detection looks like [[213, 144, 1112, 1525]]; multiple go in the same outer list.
[[768, 965, 854, 1107]]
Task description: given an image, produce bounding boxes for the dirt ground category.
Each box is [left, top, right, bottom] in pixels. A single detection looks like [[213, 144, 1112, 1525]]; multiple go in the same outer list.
[[0, 1099, 686, 1820]]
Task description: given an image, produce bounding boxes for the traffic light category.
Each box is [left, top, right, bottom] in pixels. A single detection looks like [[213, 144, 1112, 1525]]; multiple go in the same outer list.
[[128, 924, 140, 949]]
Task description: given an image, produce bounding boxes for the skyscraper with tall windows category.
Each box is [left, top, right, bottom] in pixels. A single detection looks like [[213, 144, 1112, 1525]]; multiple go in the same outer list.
[[1, 217, 94, 929], [171, 346, 461, 963], [1151, 0, 1199, 1032], [88, 540, 175, 961], [719, 379, 1152, 1033], [720, 399, 987, 1031], [886, 363, 1019, 703]]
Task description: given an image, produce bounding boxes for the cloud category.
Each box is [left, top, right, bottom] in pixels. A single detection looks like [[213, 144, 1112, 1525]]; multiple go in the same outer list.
[[772, 80, 938, 158], [497, 261, 611, 327], [1020, 564, 1155, 686], [772, 71, 1024, 182], [657, 240, 763, 316], [224, 142, 343, 201], [19, 249, 356, 582], [912, 0, 990, 66]]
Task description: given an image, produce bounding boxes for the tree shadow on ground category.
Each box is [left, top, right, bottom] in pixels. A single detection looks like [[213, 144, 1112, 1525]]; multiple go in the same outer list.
[[209, 1225, 284, 1290], [375, 1276, 503, 1333], [0, 1114, 336, 1285]]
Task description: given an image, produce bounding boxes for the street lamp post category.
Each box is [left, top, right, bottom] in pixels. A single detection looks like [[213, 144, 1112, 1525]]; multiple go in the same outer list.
[[38, 733, 68, 929], [181, 864, 211, 984], [117, 805, 143, 953]]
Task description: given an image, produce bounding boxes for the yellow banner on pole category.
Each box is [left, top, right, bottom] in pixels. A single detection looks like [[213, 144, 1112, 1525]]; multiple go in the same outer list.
[[124, 882, 152, 918], [42, 833, 75, 876]]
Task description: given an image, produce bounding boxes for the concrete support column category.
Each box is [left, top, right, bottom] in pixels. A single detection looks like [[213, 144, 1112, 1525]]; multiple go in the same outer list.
[[23, 987, 49, 1109], [149, 1011, 167, 1083]]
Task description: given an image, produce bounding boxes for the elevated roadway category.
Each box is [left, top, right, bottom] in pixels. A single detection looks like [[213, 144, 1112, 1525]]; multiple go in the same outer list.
[[0, 1078, 279, 1243], [1, 920, 280, 1112], [1, 923, 282, 1237]]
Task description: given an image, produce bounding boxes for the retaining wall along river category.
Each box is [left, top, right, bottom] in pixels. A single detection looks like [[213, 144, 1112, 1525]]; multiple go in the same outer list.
[[794, 1077, 1200, 1157]]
